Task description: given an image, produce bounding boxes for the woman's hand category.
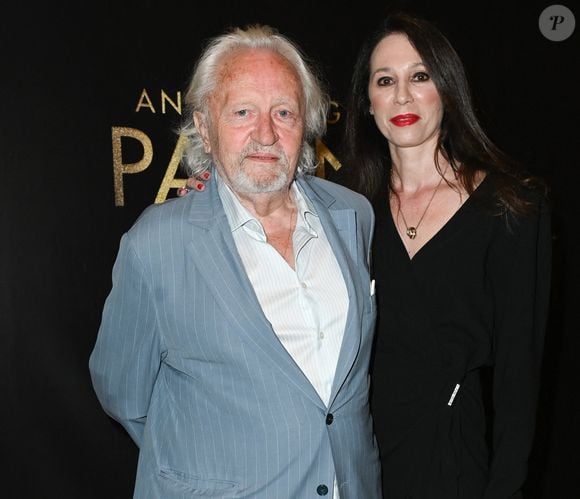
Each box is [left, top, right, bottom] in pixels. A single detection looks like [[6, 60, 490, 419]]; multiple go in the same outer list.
[[177, 170, 211, 196]]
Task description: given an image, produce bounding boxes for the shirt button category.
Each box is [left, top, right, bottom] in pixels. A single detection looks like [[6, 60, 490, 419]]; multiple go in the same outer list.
[[317, 484, 329, 495], [326, 413, 334, 425], [319, 331, 325, 339], [301, 282, 307, 288]]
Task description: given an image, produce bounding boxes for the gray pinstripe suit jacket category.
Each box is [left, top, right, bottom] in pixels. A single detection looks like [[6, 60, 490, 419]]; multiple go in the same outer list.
[[89, 173, 381, 498]]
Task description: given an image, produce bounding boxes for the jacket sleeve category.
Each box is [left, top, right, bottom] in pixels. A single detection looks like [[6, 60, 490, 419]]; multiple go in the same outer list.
[[89, 232, 163, 446], [484, 196, 552, 499]]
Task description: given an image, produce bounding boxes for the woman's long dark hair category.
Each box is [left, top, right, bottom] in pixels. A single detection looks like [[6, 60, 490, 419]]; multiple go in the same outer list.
[[342, 12, 543, 215]]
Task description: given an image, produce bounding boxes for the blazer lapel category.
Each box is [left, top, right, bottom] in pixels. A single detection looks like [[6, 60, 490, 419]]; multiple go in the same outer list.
[[185, 178, 325, 409], [297, 178, 364, 408]]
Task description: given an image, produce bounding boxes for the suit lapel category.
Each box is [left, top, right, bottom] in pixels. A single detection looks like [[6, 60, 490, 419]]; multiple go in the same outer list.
[[185, 178, 325, 408], [297, 178, 364, 407]]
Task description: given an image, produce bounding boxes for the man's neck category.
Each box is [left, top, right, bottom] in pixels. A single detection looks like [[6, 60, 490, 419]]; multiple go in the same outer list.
[[234, 187, 296, 219]]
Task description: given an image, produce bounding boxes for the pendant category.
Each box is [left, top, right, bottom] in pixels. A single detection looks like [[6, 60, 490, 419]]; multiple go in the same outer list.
[[406, 227, 417, 239]]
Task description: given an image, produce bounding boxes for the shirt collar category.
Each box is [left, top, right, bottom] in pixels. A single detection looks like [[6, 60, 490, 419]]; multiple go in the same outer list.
[[216, 172, 319, 236], [216, 172, 254, 232]]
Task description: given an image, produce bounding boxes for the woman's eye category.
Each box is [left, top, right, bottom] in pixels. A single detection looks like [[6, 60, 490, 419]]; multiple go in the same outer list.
[[377, 76, 393, 86], [413, 71, 430, 82]]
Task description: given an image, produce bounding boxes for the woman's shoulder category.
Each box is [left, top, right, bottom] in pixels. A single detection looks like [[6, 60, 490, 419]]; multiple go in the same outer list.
[[474, 171, 549, 219]]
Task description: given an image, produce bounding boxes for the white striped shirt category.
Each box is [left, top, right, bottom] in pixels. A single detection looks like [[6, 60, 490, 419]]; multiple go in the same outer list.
[[217, 174, 348, 498]]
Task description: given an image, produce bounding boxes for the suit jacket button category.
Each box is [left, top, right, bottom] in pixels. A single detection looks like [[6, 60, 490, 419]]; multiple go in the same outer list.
[[317, 484, 329, 495], [325, 413, 334, 425]]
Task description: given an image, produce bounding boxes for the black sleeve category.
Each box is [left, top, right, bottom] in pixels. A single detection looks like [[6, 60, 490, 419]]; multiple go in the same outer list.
[[484, 196, 552, 499]]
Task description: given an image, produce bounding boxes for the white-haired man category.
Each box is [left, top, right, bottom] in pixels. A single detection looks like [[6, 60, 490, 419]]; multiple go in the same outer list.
[[90, 25, 380, 498]]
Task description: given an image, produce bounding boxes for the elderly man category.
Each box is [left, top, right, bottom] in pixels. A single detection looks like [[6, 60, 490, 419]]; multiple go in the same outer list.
[[89, 25, 380, 498]]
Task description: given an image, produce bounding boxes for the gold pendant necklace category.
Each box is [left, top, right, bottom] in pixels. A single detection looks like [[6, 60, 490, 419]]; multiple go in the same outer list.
[[397, 175, 445, 240]]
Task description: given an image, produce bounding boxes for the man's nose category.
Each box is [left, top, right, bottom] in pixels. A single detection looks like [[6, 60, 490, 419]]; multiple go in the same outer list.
[[252, 114, 278, 145]]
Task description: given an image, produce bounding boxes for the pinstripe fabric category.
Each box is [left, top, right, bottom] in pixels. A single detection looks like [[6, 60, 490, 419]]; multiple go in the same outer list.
[[218, 177, 348, 409], [218, 177, 349, 499], [89, 174, 381, 498]]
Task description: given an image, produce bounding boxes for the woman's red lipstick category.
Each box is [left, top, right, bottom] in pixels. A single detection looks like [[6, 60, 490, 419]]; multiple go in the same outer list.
[[390, 113, 420, 126]]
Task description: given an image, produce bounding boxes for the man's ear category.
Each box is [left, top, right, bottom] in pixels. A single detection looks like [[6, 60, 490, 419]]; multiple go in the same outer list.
[[193, 111, 212, 154]]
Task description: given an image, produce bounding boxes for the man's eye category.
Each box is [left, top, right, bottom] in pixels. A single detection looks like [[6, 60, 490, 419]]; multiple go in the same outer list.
[[278, 110, 290, 118], [235, 109, 248, 117]]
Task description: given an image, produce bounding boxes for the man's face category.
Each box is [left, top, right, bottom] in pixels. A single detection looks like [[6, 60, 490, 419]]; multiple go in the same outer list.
[[195, 48, 305, 194]]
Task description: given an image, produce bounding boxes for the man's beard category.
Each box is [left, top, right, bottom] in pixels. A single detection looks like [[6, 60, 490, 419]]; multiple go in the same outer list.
[[231, 166, 290, 193], [229, 144, 295, 194]]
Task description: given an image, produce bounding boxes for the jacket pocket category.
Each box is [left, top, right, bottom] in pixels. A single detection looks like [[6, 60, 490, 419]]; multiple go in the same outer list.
[[159, 468, 239, 496]]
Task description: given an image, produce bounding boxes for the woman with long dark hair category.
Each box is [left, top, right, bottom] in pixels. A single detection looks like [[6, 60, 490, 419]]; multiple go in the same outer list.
[[342, 12, 551, 499]]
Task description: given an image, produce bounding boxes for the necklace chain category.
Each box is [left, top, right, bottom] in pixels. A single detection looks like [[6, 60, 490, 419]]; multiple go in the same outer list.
[[397, 175, 445, 240]]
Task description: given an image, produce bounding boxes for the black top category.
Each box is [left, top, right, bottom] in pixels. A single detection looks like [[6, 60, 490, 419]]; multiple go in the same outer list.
[[370, 176, 551, 499]]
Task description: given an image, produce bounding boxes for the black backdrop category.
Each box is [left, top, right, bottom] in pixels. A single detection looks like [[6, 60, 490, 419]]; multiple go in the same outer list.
[[1, 1, 578, 497]]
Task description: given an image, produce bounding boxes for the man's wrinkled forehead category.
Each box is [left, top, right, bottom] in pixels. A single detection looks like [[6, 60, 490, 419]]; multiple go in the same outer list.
[[210, 48, 304, 103]]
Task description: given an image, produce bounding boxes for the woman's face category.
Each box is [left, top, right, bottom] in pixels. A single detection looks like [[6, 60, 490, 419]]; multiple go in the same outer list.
[[368, 33, 443, 152]]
